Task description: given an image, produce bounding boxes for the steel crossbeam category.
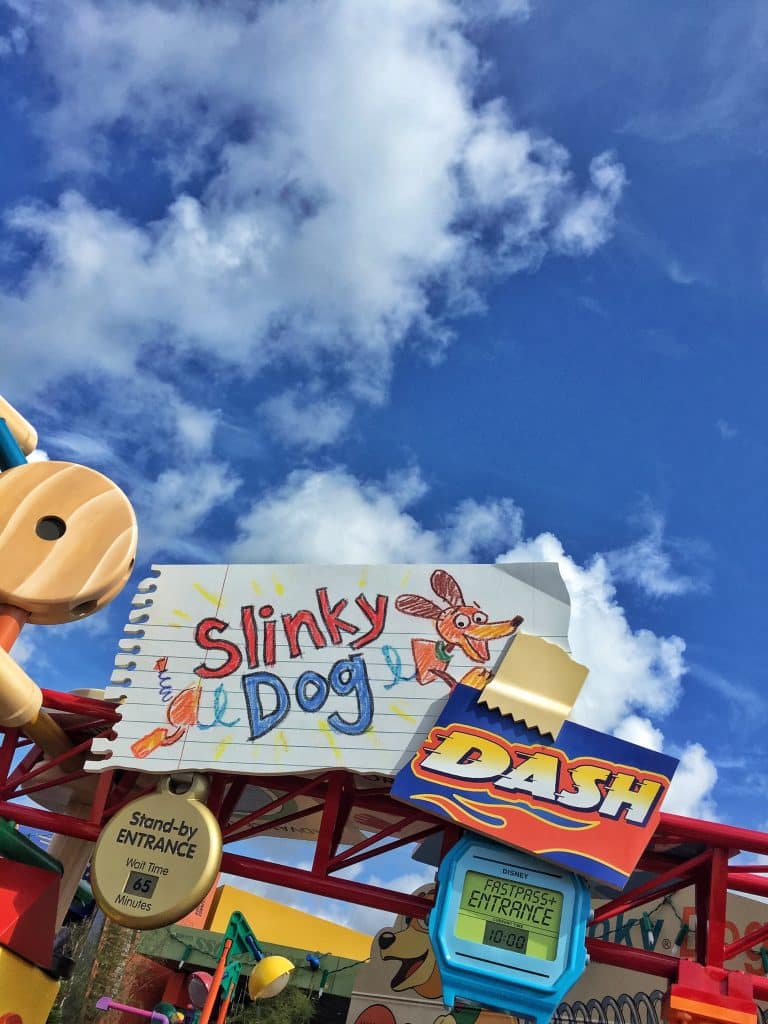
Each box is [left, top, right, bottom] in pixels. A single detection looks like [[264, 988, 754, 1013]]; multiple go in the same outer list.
[[1, 688, 768, 1000]]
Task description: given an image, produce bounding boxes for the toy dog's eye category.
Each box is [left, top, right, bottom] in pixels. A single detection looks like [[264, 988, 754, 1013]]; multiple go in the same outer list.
[[36, 515, 67, 541], [454, 613, 470, 629], [472, 611, 488, 624]]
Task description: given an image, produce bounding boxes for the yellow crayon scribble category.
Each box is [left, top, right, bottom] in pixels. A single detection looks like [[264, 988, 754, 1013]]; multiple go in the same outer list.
[[359, 571, 368, 588], [319, 720, 344, 761], [389, 703, 416, 724], [276, 729, 289, 752], [272, 573, 285, 596], [173, 608, 192, 620], [400, 571, 411, 587], [251, 580, 263, 595], [194, 583, 223, 608], [214, 735, 232, 760], [366, 725, 382, 748]]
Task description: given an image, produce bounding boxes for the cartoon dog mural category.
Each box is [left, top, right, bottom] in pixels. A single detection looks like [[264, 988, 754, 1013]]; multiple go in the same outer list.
[[377, 891, 443, 1002], [347, 887, 515, 1024]]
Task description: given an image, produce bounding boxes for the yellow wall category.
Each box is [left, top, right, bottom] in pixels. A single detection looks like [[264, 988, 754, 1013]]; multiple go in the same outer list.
[[207, 885, 372, 961], [0, 947, 59, 1023]]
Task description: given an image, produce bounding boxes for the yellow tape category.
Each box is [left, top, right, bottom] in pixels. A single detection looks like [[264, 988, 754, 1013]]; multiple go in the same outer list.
[[478, 634, 588, 738]]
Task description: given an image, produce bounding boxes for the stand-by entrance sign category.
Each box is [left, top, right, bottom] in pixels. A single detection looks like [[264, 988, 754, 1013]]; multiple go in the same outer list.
[[91, 774, 222, 928]]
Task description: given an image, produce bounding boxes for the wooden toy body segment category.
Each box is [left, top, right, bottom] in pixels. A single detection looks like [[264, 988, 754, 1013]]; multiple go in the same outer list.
[[0, 645, 42, 727], [0, 395, 38, 455], [0, 460, 137, 623]]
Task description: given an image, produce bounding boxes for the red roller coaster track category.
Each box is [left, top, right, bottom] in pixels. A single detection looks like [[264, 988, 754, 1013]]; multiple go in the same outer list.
[[2, 688, 768, 1001]]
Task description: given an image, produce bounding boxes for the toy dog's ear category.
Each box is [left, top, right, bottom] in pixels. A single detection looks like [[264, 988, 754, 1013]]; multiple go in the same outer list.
[[430, 569, 464, 608], [395, 594, 442, 620]]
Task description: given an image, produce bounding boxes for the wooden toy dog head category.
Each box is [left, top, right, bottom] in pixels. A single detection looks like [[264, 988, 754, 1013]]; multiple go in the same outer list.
[[395, 569, 523, 663], [0, 400, 137, 624]]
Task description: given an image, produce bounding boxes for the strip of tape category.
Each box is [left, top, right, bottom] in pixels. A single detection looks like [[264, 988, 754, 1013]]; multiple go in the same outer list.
[[478, 633, 588, 738]]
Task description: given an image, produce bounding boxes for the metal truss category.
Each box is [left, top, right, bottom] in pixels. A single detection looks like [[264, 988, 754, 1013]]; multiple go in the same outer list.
[[2, 688, 768, 999]]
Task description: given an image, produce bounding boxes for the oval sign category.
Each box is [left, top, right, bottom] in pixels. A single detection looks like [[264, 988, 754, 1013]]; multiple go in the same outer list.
[[92, 774, 222, 928]]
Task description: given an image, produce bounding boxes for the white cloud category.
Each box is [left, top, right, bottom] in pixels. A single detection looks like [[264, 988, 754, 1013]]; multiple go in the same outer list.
[[498, 531, 687, 732], [3, 0, 625, 449], [552, 152, 627, 255], [227, 466, 523, 563], [44, 431, 114, 464], [614, 714, 664, 751], [135, 462, 241, 557], [604, 507, 706, 598], [614, 715, 718, 820], [171, 398, 219, 456], [716, 418, 739, 440], [0, 24, 27, 57], [664, 742, 718, 820], [261, 390, 355, 450], [666, 259, 698, 286]]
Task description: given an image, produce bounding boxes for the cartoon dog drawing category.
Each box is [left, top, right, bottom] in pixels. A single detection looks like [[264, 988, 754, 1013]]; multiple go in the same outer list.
[[378, 899, 443, 1001], [395, 569, 523, 690], [374, 893, 499, 1024]]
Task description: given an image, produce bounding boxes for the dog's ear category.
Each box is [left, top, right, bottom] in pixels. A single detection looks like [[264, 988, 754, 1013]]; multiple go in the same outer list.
[[431, 569, 464, 607], [395, 594, 442, 619]]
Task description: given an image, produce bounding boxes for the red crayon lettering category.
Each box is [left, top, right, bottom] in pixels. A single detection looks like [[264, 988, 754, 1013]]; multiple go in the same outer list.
[[241, 606, 259, 669], [350, 594, 388, 650], [316, 587, 359, 645], [263, 616, 277, 666], [194, 617, 242, 678], [282, 609, 328, 659]]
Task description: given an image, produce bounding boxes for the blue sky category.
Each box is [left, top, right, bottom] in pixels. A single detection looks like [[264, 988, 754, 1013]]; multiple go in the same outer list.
[[2, 0, 767, 928]]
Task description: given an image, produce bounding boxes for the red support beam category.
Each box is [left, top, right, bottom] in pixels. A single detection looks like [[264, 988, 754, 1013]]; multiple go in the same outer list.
[[221, 774, 327, 839], [0, 727, 19, 784], [660, 812, 768, 856], [330, 820, 441, 873], [224, 802, 325, 845], [313, 771, 351, 874], [592, 849, 712, 925], [703, 848, 730, 968], [727, 873, 768, 900], [220, 848, 433, 919], [217, 777, 247, 828], [0, 798, 101, 840], [587, 938, 679, 980], [724, 920, 768, 963], [39, 688, 121, 722]]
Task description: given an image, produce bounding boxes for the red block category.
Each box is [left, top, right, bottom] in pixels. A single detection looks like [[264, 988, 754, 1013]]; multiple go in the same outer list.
[[663, 961, 758, 1024], [0, 858, 59, 970]]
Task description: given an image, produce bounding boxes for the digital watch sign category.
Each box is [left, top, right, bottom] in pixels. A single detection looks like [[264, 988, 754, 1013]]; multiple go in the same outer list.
[[456, 870, 564, 960], [429, 835, 591, 1022]]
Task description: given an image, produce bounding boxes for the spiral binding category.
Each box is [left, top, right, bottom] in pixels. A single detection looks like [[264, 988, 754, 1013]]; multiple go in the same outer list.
[[87, 567, 161, 766]]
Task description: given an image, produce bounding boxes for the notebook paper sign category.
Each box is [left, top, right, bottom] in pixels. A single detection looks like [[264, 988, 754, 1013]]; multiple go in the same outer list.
[[87, 563, 574, 775]]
